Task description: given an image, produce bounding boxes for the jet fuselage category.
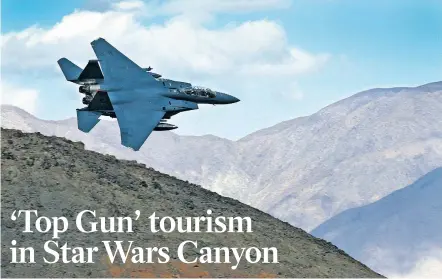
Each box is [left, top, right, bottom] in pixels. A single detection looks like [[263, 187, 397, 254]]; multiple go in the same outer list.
[[94, 77, 239, 116]]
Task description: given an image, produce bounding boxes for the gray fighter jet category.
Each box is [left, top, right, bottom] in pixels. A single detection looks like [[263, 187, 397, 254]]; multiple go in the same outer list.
[[58, 38, 239, 151]]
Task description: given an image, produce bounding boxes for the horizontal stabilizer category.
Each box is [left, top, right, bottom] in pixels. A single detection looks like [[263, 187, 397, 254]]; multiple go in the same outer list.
[[77, 110, 101, 133], [57, 58, 82, 81]]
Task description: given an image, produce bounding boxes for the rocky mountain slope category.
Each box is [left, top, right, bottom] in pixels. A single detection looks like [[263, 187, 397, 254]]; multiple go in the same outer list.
[[0, 129, 382, 278], [2, 81, 442, 231], [312, 167, 442, 277]]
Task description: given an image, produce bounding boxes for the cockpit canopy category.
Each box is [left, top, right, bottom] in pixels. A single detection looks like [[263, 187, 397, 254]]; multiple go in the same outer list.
[[178, 86, 217, 98]]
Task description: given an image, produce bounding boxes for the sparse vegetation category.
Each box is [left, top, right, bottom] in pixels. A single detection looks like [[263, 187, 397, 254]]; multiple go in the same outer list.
[[1, 129, 382, 278]]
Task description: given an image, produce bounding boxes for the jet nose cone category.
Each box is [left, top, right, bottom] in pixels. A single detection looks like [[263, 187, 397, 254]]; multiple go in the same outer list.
[[215, 92, 240, 104], [224, 94, 240, 104], [231, 96, 240, 103]]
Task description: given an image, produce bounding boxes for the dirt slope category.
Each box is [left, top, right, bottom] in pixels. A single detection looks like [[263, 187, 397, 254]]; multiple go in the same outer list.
[[1, 129, 382, 278]]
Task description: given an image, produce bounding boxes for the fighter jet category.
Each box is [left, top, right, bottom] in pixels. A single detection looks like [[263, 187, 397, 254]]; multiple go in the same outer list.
[[57, 38, 239, 151]]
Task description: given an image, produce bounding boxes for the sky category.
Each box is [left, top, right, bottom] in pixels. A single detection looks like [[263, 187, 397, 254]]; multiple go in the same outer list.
[[1, 0, 442, 140]]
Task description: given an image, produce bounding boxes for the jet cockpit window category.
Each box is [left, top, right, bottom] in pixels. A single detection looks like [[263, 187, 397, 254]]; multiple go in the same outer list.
[[179, 86, 216, 98]]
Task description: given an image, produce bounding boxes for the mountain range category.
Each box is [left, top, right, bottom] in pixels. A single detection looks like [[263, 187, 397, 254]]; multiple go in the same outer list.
[[2, 81, 441, 232], [312, 167, 442, 277]]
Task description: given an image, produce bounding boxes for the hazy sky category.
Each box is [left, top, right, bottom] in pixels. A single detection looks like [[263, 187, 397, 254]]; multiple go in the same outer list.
[[2, 0, 442, 140]]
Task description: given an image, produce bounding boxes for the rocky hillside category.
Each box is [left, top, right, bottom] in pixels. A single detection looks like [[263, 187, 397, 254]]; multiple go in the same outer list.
[[312, 167, 442, 277], [2, 81, 442, 231], [0, 129, 382, 278]]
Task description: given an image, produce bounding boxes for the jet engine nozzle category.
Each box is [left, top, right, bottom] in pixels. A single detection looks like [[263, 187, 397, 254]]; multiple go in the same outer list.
[[79, 84, 100, 94], [82, 95, 93, 105]]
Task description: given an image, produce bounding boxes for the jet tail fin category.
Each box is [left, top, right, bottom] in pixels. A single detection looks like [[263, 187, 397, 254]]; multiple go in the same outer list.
[[78, 60, 104, 80], [76, 109, 101, 133], [58, 58, 82, 82]]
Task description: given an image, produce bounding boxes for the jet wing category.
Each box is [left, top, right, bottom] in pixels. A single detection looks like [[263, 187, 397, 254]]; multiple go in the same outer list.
[[109, 92, 165, 151], [90, 38, 157, 83]]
